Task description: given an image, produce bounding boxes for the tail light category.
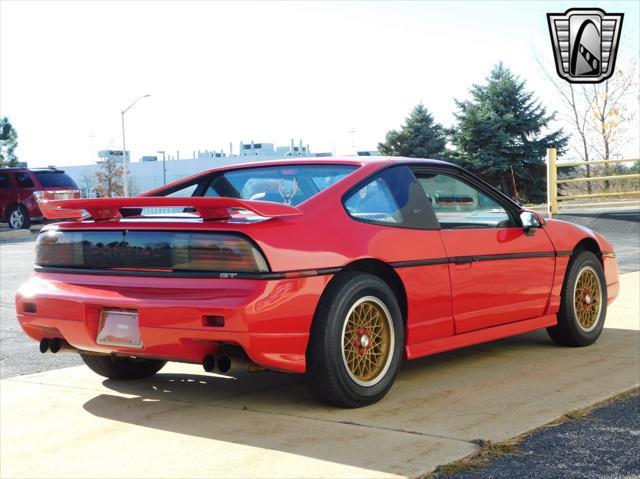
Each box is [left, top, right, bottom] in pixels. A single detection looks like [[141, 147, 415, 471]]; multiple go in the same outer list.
[[36, 230, 269, 274], [34, 190, 81, 202]]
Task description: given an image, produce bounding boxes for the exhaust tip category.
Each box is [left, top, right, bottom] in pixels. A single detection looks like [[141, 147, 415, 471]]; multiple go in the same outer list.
[[39, 338, 51, 353], [217, 355, 231, 374], [203, 355, 216, 373], [49, 338, 62, 354]]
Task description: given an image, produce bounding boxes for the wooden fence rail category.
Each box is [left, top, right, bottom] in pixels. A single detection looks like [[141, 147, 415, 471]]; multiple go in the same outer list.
[[546, 148, 639, 215]]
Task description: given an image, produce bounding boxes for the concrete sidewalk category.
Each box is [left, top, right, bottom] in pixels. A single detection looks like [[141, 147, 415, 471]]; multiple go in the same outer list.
[[1, 273, 638, 479]]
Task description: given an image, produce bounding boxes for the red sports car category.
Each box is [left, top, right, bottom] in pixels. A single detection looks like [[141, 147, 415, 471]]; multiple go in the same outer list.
[[15, 158, 619, 407]]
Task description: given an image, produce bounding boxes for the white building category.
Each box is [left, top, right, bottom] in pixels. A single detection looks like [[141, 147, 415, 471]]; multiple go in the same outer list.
[[63, 140, 343, 197]]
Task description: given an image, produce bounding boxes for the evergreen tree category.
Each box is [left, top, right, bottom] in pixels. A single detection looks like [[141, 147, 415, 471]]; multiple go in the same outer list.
[[378, 104, 448, 159], [451, 63, 567, 203], [0, 117, 19, 167]]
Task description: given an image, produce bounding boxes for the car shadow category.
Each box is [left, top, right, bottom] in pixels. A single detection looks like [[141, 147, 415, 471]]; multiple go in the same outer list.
[[81, 328, 638, 475]]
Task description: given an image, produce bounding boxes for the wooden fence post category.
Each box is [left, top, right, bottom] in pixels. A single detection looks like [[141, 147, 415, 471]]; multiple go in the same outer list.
[[547, 148, 558, 216]]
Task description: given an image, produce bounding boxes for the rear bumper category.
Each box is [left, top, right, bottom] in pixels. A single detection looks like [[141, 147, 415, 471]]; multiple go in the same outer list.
[[15, 272, 331, 373]]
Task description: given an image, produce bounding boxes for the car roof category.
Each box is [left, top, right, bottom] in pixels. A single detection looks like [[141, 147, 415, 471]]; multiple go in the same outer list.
[[194, 156, 458, 175], [0, 167, 65, 172], [142, 156, 460, 197]]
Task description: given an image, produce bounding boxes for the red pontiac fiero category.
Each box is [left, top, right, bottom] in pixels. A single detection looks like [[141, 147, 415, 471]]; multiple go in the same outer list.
[[15, 158, 619, 407]]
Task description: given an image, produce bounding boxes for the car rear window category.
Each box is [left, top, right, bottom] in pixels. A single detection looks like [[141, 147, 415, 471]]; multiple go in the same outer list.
[[34, 172, 78, 188], [204, 165, 358, 206]]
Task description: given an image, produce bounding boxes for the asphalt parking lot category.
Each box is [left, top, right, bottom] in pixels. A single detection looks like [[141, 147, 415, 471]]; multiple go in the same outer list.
[[0, 238, 83, 379], [555, 208, 640, 274], [0, 207, 638, 478], [438, 391, 640, 479]]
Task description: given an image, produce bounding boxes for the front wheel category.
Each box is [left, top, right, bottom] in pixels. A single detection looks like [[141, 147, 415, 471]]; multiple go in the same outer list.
[[547, 250, 607, 347], [305, 272, 404, 408], [80, 354, 166, 380]]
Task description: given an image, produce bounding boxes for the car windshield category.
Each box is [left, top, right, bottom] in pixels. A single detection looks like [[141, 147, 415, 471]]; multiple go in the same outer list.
[[162, 164, 358, 206], [34, 172, 77, 188]]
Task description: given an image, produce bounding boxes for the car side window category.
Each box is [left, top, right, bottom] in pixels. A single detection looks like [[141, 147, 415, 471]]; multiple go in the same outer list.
[[15, 173, 35, 188], [0, 173, 10, 188], [415, 172, 512, 229], [167, 183, 198, 197], [344, 166, 438, 229]]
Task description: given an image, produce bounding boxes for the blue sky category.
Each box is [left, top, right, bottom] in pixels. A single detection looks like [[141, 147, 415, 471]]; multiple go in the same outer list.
[[1, 0, 638, 167]]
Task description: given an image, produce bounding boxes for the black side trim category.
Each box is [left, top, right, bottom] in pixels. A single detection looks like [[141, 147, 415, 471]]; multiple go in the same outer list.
[[316, 267, 343, 275], [34, 266, 285, 280], [474, 251, 556, 262], [36, 249, 569, 280], [34, 265, 343, 280], [389, 258, 450, 268], [391, 251, 559, 268]]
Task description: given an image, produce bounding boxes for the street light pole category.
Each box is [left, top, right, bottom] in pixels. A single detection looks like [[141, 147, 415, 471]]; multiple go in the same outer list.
[[157, 150, 166, 185], [120, 94, 150, 197]]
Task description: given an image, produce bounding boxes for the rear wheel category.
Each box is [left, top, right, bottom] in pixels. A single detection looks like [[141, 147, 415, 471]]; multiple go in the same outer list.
[[305, 272, 404, 407], [7, 205, 30, 229], [547, 250, 607, 347], [80, 354, 166, 380]]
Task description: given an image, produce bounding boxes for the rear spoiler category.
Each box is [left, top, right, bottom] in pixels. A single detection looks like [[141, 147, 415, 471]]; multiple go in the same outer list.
[[38, 197, 303, 221]]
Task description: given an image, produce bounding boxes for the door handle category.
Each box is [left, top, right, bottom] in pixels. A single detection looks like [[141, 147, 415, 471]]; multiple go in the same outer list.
[[452, 256, 474, 264]]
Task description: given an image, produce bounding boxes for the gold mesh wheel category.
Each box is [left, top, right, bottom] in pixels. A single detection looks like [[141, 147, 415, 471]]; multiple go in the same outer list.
[[341, 296, 394, 387], [573, 266, 602, 332]]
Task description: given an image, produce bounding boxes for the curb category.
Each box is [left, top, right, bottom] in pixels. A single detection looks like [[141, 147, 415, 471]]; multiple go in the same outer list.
[[0, 226, 40, 242]]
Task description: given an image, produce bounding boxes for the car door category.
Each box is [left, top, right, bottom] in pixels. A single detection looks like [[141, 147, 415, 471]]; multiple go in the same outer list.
[[342, 165, 455, 345], [15, 172, 36, 203], [0, 172, 14, 219], [412, 167, 555, 334]]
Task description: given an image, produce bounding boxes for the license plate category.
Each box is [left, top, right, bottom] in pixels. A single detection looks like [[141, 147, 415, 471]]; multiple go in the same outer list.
[[97, 309, 142, 348]]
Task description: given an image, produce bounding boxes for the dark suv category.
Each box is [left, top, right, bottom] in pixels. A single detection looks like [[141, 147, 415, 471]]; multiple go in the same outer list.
[[0, 168, 80, 229]]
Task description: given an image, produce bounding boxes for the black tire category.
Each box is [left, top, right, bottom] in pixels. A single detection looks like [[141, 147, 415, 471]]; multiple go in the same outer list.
[[547, 250, 607, 347], [305, 272, 404, 408], [6, 205, 30, 229], [80, 354, 166, 380]]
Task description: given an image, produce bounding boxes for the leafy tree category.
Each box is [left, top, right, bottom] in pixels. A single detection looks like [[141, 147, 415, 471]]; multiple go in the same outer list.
[[378, 104, 448, 159], [94, 155, 124, 197], [0, 117, 19, 167], [451, 63, 568, 203]]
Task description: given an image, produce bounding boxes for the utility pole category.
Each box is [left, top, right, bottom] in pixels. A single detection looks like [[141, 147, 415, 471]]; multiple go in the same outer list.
[[120, 94, 150, 197], [157, 150, 167, 185]]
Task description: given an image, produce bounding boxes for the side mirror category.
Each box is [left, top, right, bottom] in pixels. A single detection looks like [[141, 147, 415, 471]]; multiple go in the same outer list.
[[520, 211, 541, 232]]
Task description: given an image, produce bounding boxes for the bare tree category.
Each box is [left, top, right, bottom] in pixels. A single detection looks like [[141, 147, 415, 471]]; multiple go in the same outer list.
[[94, 156, 124, 198], [584, 64, 638, 190], [80, 174, 95, 198], [127, 176, 139, 196], [539, 66, 594, 192], [539, 56, 638, 194]]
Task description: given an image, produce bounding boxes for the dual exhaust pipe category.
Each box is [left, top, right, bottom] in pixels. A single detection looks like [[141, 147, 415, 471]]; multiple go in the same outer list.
[[39, 337, 77, 354], [40, 338, 260, 375], [202, 350, 262, 375]]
